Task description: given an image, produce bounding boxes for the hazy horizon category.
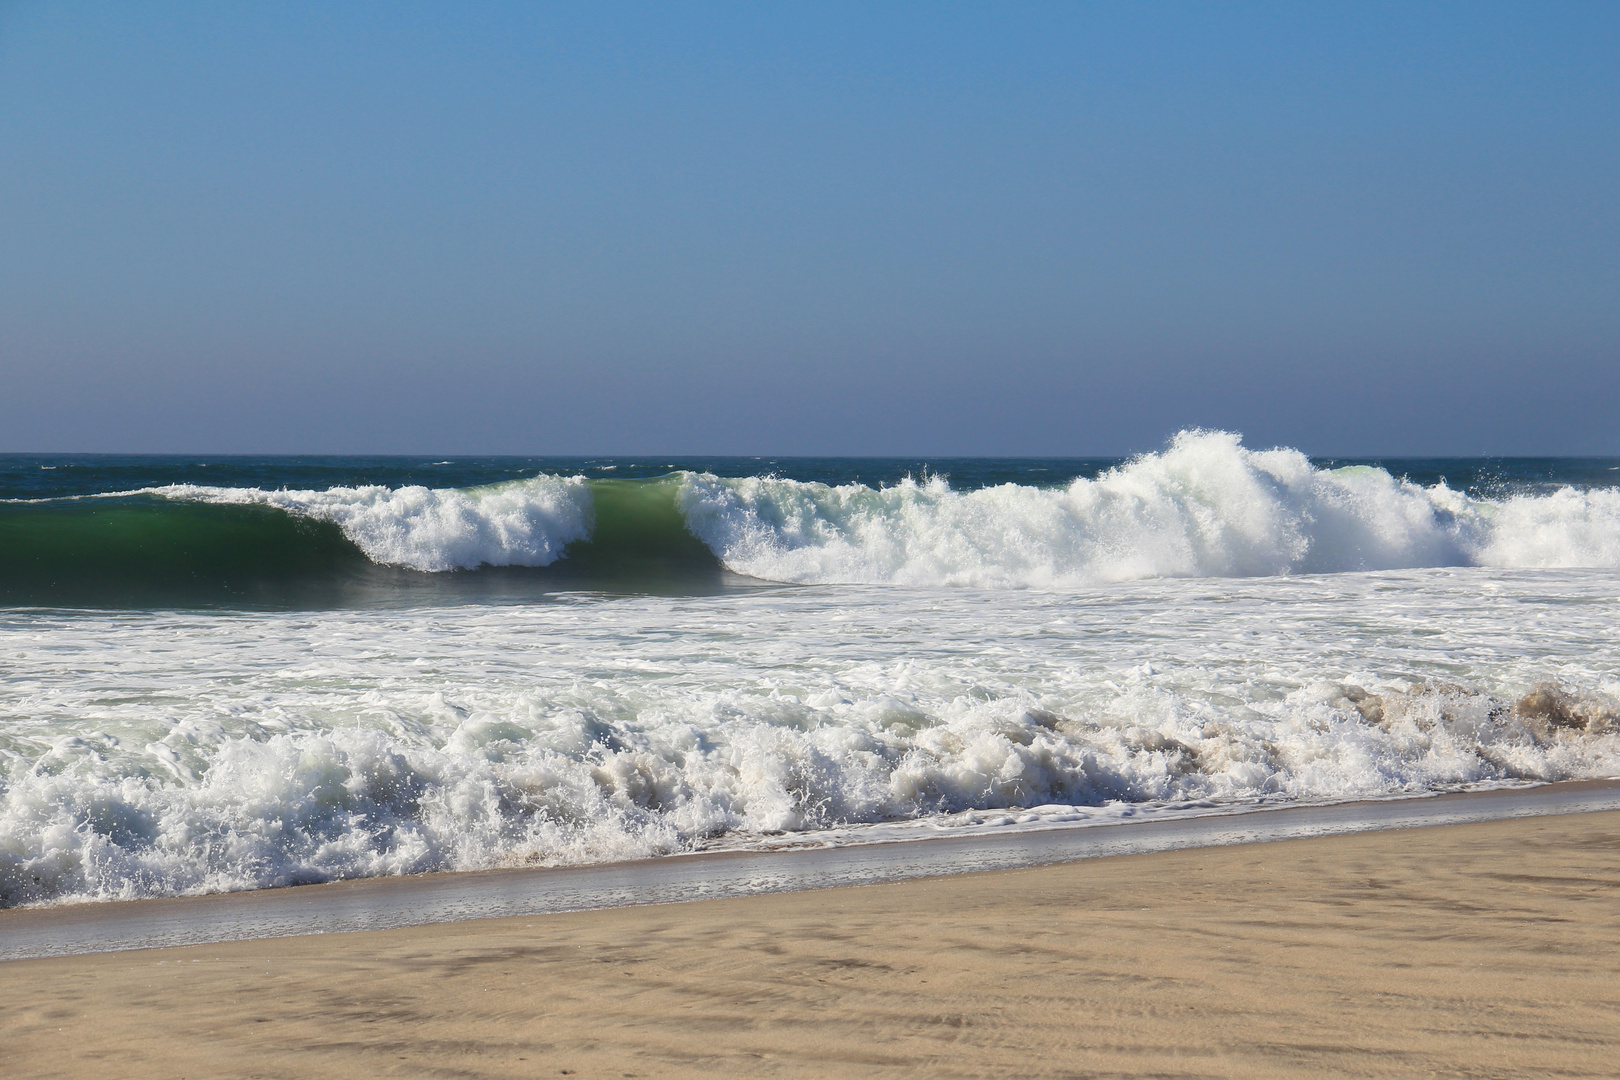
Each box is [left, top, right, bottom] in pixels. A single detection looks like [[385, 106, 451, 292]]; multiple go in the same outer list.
[[5, 444, 1620, 462]]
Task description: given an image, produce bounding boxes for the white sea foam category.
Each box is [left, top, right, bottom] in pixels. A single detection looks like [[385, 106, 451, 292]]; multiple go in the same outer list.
[[148, 476, 594, 571], [70, 430, 1620, 585], [1470, 485, 1620, 568], [6, 439, 1620, 905], [677, 430, 1620, 585], [3, 571, 1620, 905]]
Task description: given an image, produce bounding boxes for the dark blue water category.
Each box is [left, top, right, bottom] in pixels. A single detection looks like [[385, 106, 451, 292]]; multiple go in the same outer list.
[[7, 453, 1619, 501]]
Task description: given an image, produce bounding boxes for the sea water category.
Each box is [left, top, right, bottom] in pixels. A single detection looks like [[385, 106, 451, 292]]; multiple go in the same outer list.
[[3, 430, 1619, 906]]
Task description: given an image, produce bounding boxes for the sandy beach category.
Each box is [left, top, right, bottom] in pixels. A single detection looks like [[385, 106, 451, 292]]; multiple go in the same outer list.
[[4, 809, 1620, 1079]]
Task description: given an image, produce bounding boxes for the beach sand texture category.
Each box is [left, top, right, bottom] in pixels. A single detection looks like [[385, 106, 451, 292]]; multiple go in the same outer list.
[[5, 810, 1620, 1079]]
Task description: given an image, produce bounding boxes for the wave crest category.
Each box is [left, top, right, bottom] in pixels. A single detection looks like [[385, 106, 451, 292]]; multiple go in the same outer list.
[[151, 476, 593, 572], [16, 431, 1619, 590], [676, 430, 1620, 586]]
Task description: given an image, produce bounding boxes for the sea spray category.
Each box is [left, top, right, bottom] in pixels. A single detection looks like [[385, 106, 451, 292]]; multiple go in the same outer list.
[[675, 430, 1620, 585]]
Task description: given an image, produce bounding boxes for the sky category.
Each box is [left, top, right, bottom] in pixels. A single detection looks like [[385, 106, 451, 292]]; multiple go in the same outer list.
[[1, 2, 1616, 456]]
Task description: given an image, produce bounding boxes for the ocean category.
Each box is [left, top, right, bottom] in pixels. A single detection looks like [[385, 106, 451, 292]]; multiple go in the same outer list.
[[3, 429, 1619, 907]]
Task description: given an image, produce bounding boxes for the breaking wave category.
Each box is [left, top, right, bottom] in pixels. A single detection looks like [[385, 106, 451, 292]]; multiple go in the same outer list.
[[148, 476, 594, 572], [3, 430, 1620, 604], [678, 430, 1620, 585]]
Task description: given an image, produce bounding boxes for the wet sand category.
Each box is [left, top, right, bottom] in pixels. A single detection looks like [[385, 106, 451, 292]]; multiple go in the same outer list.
[[6, 810, 1620, 1078]]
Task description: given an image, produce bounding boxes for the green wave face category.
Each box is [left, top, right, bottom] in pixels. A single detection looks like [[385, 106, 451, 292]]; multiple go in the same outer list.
[[0, 498, 375, 606], [0, 480, 732, 609], [556, 478, 721, 580]]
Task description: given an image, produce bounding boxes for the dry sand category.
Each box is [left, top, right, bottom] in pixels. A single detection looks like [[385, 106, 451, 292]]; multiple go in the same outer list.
[[5, 810, 1620, 1079]]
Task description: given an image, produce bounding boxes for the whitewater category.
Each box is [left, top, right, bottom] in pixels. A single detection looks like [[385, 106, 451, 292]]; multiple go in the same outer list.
[[43, 429, 1620, 583], [3, 431, 1619, 906], [674, 432, 1620, 584]]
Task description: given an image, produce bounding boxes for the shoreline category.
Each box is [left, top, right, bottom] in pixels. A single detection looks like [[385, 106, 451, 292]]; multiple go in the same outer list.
[[6, 777, 1619, 961], [6, 807, 1620, 1078]]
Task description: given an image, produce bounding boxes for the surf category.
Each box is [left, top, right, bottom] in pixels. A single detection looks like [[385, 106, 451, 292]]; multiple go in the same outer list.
[[678, 431, 1620, 585], [4, 430, 1620, 607]]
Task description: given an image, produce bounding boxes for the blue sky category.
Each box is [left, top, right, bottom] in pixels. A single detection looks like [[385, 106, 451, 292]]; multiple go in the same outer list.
[[2, 2, 1616, 455]]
